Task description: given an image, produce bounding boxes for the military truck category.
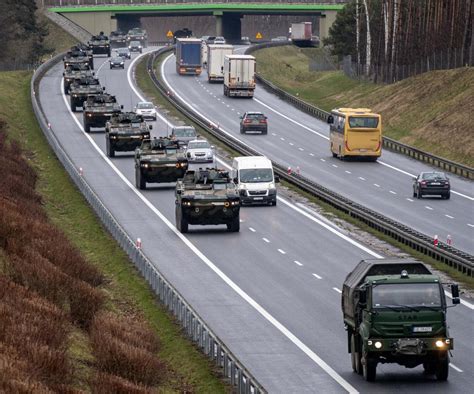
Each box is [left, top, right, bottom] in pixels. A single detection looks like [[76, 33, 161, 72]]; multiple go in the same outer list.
[[342, 258, 459, 382], [134, 137, 188, 190], [73, 43, 94, 69], [82, 94, 123, 133], [105, 112, 152, 157], [88, 33, 111, 57], [109, 30, 127, 48], [63, 64, 94, 94], [126, 28, 148, 47], [63, 48, 91, 70], [69, 76, 104, 112], [175, 168, 240, 233]]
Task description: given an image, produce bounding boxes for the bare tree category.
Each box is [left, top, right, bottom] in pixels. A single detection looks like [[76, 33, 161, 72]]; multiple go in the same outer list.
[[362, 0, 372, 75]]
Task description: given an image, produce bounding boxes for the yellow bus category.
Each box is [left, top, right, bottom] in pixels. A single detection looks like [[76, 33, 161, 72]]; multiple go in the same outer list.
[[327, 108, 382, 161]]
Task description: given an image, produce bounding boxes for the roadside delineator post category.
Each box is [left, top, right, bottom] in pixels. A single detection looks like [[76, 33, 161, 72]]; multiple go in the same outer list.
[[287, 166, 292, 175], [433, 234, 439, 247], [79, 167, 83, 176], [447, 235, 452, 246], [136, 238, 142, 249], [48, 123, 51, 129], [296, 166, 301, 175]]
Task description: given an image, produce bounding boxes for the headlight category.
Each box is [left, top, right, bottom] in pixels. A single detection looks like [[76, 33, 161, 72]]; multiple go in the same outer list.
[[141, 163, 149, 168], [374, 341, 382, 349], [87, 114, 92, 117], [120, 62, 124, 65], [435, 340, 446, 348]]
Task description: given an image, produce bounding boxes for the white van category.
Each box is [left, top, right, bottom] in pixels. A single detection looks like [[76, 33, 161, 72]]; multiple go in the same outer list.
[[232, 156, 278, 206]]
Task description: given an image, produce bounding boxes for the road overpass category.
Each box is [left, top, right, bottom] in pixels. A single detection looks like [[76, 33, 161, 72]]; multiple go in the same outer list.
[[46, 1, 345, 41]]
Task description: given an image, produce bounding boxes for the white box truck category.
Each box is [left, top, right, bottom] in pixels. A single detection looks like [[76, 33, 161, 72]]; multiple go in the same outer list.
[[223, 55, 256, 98], [207, 44, 234, 83]]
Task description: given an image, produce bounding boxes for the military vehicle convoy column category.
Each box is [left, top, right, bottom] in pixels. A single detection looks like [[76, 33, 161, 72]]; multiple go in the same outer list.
[[105, 112, 151, 157], [342, 258, 459, 382], [82, 94, 123, 133]]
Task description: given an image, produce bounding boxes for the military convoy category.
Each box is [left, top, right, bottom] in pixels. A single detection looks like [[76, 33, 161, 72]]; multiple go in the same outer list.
[[134, 137, 188, 190], [63, 64, 94, 94], [63, 48, 91, 70], [342, 258, 459, 382], [126, 28, 148, 47], [109, 30, 127, 48], [88, 33, 111, 57], [175, 168, 240, 233], [105, 112, 151, 157], [82, 94, 123, 133], [69, 76, 103, 112]]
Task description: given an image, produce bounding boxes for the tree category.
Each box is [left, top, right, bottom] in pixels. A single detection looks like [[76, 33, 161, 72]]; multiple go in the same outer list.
[[323, 1, 357, 60]]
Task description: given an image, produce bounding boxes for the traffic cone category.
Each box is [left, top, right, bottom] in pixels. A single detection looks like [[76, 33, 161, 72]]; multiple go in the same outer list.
[[433, 235, 438, 247], [136, 238, 142, 249], [447, 235, 452, 246]]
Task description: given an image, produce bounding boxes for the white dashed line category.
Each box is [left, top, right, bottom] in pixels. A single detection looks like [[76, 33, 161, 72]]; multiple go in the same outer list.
[[226, 104, 230, 108], [389, 190, 397, 194], [449, 364, 463, 373], [262, 237, 270, 243], [358, 177, 366, 181], [237, 112, 241, 115], [280, 137, 285, 141], [231, 108, 235, 111], [332, 287, 342, 294], [289, 142, 294, 146], [373, 183, 380, 187], [320, 158, 326, 162], [294, 261, 303, 266], [445, 214, 454, 219], [345, 170, 352, 174], [249, 227, 256, 232], [271, 132, 276, 136], [239, 219, 243, 222], [467, 224, 474, 228], [406, 198, 414, 202], [278, 249, 286, 255], [312, 273, 322, 280], [298, 148, 304, 151], [332, 164, 338, 168], [425, 206, 433, 210], [309, 153, 315, 157]]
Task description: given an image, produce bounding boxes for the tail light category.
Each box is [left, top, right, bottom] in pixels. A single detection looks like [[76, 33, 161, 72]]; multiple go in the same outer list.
[[259, 119, 267, 124], [244, 119, 252, 124]]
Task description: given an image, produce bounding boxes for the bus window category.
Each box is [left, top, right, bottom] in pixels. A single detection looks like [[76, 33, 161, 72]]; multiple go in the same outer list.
[[349, 117, 379, 128]]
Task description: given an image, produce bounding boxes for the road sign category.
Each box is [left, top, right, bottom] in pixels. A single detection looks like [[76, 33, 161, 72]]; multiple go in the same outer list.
[[166, 30, 173, 39], [256, 32, 263, 39]]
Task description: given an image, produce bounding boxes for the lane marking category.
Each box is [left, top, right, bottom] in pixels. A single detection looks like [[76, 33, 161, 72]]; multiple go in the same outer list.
[[445, 214, 454, 219], [425, 206, 433, 210], [299, 147, 304, 151], [332, 287, 342, 294], [62, 59, 360, 394], [280, 137, 285, 141], [312, 273, 322, 280], [449, 364, 463, 373], [406, 198, 414, 202], [373, 183, 380, 187], [262, 237, 270, 243], [320, 158, 326, 162], [358, 177, 366, 181], [278, 249, 286, 255], [249, 227, 256, 232], [467, 224, 474, 228], [345, 170, 352, 174], [289, 142, 294, 146], [294, 261, 303, 266], [271, 132, 276, 136], [389, 190, 397, 194], [332, 164, 338, 168], [309, 153, 315, 157]]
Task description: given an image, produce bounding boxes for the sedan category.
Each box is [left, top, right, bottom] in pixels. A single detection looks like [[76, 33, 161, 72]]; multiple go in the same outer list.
[[240, 112, 268, 134], [413, 172, 450, 199], [116, 48, 131, 59], [134, 101, 157, 121], [185, 140, 214, 163], [213, 36, 226, 44], [109, 57, 125, 69], [129, 40, 143, 53]]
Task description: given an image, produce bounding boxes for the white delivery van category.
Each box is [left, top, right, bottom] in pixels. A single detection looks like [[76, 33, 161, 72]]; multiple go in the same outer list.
[[207, 44, 234, 82], [232, 156, 278, 206]]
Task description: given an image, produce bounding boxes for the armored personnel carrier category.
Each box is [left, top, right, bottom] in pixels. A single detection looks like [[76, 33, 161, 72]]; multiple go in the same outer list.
[[63, 48, 91, 70], [82, 94, 122, 133], [105, 112, 152, 157], [134, 137, 188, 190], [63, 63, 93, 94], [69, 76, 103, 112], [175, 168, 240, 233], [88, 32, 111, 56], [110, 30, 127, 48], [73, 43, 94, 68], [126, 28, 148, 47]]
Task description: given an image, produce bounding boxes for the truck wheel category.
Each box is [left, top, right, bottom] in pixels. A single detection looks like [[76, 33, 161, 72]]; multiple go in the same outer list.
[[443, 192, 450, 200], [83, 121, 91, 133], [423, 361, 436, 375], [227, 216, 240, 232], [175, 206, 188, 233], [106, 138, 115, 157], [350, 334, 362, 374], [363, 354, 376, 382], [435, 353, 449, 381], [135, 167, 146, 190]]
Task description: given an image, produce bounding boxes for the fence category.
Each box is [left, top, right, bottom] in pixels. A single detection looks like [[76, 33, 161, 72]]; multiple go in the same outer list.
[[0, 62, 40, 72], [43, 0, 346, 6], [31, 52, 266, 394], [344, 47, 474, 83]]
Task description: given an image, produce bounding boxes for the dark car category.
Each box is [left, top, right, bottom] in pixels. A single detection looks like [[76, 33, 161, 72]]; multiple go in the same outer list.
[[116, 48, 131, 59], [240, 112, 268, 134], [128, 40, 143, 53], [413, 172, 450, 199], [170, 126, 197, 147], [109, 57, 125, 69]]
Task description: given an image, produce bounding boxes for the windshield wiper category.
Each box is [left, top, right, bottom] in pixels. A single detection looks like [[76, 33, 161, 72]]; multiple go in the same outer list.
[[378, 304, 421, 312]]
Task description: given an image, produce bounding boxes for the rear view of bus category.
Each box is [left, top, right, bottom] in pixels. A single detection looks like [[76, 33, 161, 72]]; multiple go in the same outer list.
[[328, 108, 382, 161]]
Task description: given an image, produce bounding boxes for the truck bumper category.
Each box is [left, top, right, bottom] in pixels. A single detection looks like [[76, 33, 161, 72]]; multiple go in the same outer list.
[[366, 337, 453, 354]]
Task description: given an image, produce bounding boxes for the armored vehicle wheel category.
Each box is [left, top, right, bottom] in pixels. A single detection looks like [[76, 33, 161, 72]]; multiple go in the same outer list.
[[350, 334, 362, 374], [435, 353, 449, 381], [227, 216, 240, 232], [135, 167, 146, 190], [175, 206, 188, 233], [83, 120, 91, 133], [70, 99, 77, 112], [363, 354, 376, 382], [64, 85, 69, 95], [423, 361, 436, 375], [443, 192, 450, 200], [106, 137, 115, 158]]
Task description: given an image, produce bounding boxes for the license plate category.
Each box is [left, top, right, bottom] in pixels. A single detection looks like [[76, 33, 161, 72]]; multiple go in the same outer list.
[[431, 182, 440, 185], [413, 326, 432, 332], [213, 202, 224, 206], [253, 197, 263, 200], [359, 148, 367, 152]]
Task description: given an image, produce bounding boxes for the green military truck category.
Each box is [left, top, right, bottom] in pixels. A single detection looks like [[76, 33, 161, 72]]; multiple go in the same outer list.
[[105, 112, 151, 157], [342, 258, 460, 382], [63, 64, 94, 94], [82, 94, 123, 133], [134, 137, 188, 190], [69, 76, 104, 112], [88, 33, 111, 57], [175, 168, 241, 233]]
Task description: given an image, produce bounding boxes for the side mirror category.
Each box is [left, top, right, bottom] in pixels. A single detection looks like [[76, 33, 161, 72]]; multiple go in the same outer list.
[[233, 177, 238, 184], [274, 175, 280, 183], [121, 105, 124, 109], [327, 115, 334, 124], [451, 284, 460, 304], [176, 190, 182, 195], [149, 125, 153, 130], [239, 116, 243, 119]]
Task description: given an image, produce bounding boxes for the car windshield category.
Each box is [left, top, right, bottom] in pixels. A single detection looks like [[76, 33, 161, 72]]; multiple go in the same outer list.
[[130, 41, 140, 46], [422, 172, 447, 180], [372, 283, 442, 308], [112, 57, 122, 62], [188, 142, 210, 149], [245, 113, 264, 120], [240, 168, 273, 183], [117, 49, 128, 54], [174, 128, 196, 137], [348, 116, 379, 128], [137, 103, 154, 109]]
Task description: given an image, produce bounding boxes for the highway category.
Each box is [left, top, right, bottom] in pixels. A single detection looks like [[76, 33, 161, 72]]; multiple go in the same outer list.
[[37, 48, 474, 393], [161, 52, 474, 255]]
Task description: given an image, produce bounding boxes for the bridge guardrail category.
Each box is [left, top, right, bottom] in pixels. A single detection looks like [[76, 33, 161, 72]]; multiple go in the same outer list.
[[31, 52, 266, 394], [245, 43, 474, 180], [148, 47, 473, 277]]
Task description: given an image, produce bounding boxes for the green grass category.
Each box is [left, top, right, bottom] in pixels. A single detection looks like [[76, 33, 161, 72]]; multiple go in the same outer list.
[[0, 69, 227, 392], [254, 46, 474, 167], [41, 15, 79, 56]]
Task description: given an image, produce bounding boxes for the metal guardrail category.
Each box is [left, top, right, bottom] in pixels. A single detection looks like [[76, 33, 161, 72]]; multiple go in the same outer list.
[[245, 44, 474, 180], [148, 47, 473, 277], [31, 53, 266, 394]]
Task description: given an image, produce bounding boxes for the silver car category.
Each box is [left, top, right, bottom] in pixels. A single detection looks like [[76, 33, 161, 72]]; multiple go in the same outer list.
[[185, 140, 214, 163], [171, 126, 197, 147]]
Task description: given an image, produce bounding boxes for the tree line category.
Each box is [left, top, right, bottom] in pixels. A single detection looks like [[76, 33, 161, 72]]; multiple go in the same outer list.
[[325, 0, 473, 82]]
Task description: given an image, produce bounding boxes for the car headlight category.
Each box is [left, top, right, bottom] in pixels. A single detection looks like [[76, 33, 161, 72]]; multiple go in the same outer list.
[[141, 163, 149, 168], [374, 341, 383, 349], [120, 62, 124, 65]]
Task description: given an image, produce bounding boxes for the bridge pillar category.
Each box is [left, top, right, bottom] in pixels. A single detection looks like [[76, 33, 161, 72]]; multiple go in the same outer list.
[[319, 10, 338, 41], [223, 13, 242, 42], [215, 13, 223, 37]]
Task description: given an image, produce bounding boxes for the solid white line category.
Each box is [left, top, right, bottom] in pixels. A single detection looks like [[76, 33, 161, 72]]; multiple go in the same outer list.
[[425, 206, 433, 210], [249, 227, 256, 232], [63, 60, 360, 394], [445, 214, 454, 219], [389, 190, 397, 194], [374, 183, 380, 187], [294, 260, 303, 266], [312, 273, 322, 280], [262, 237, 270, 243], [332, 287, 342, 294], [449, 363, 463, 373], [358, 177, 365, 181], [278, 249, 286, 255], [295, 203, 342, 231]]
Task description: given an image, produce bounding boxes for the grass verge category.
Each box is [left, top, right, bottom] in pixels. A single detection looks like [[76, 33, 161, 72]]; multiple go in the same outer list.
[[253, 46, 474, 167], [138, 50, 474, 292], [0, 68, 227, 391]]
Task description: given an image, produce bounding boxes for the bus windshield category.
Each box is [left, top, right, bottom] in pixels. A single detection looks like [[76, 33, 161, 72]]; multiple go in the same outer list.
[[348, 116, 379, 129]]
